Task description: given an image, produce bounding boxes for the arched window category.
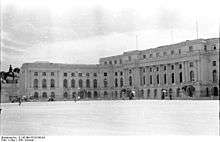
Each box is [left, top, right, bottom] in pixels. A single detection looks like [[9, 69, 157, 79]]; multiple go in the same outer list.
[[171, 73, 175, 84], [156, 74, 159, 84], [79, 79, 83, 88], [179, 72, 183, 83], [63, 92, 68, 98], [63, 79, 68, 88], [104, 79, 108, 88], [150, 75, 152, 84], [42, 79, 47, 88], [213, 70, 217, 82], [190, 71, 195, 81], [93, 79, 97, 88], [120, 77, 123, 87], [33, 79, 38, 88], [87, 91, 92, 98], [72, 92, 76, 98], [51, 92, 55, 98], [147, 89, 150, 98], [34, 92, 39, 99], [50, 79, 55, 88], [129, 76, 132, 86], [104, 91, 108, 98], [206, 88, 209, 97], [86, 79, 90, 88], [169, 88, 172, 95], [42, 92, 47, 98], [71, 79, 75, 88], [115, 78, 118, 87]]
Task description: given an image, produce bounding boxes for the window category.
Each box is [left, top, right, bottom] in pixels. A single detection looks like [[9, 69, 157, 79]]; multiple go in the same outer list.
[[51, 92, 55, 98], [150, 75, 152, 84], [34, 72, 38, 76], [129, 76, 132, 86], [143, 76, 146, 85], [143, 68, 146, 73], [42, 79, 47, 88], [163, 52, 167, 56], [93, 73, 97, 77], [179, 64, 182, 69], [190, 71, 195, 81], [171, 65, 174, 70], [71, 73, 75, 77], [34, 92, 39, 99], [42, 92, 47, 98], [204, 45, 207, 51], [50, 79, 55, 88], [78, 73, 82, 77], [171, 50, 174, 55], [189, 46, 193, 51], [104, 72, 107, 76], [64, 72, 67, 77], [104, 79, 108, 88], [79, 79, 83, 88], [178, 49, 181, 54], [213, 70, 217, 82], [164, 66, 166, 71], [104, 61, 107, 65], [213, 45, 216, 50], [189, 62, 194, 67], [33, 79, 38, 88], [86, 73, 90, 77], [71, 79, 75, 88], [157, 74, 159, 84], [164, 74, 167, 84], [51, 72, 54, 76], [149, 54, 153, 58], [171, 73, 175, 84], [129, 69, 132, 74], [93, 79, 97, 88], [120, 71, 123, 76], [115, 72, 118, 76], [63, 92, 68, 98], [212, 61, 216, 66], [42, 72, 46, 76], [119, 59, 122, 64], [156, 52, 160, 57], [156, 67, 159, 71], [63, 79, 68, 88], [150, 68, 152, 72], [115, 78, 118, 87], [120, 77, 123, 87], [114, 60, 117, 64], [109, 61, 112, 65], [143, 55, 146, 59], [128, 56, 131, 61], [179, 72, 183, 83], [86, 79, 90, 88]]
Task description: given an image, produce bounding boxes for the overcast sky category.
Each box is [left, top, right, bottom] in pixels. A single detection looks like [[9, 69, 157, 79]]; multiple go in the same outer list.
[[1, 0, 220, 71]]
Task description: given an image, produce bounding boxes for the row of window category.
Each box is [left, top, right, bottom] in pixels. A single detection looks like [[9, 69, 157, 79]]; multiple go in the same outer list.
[[34, 72, 98, 77]]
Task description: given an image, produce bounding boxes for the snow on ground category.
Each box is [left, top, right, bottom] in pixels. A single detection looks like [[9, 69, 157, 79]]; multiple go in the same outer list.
[[0, 100, 219, 135]]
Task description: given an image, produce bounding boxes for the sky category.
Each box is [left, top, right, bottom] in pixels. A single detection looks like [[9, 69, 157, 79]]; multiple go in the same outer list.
[[1, 0, 220, 71]]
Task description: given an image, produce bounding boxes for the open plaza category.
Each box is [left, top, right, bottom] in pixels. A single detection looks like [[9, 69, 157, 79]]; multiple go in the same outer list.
[[0, 100, 219, 135]]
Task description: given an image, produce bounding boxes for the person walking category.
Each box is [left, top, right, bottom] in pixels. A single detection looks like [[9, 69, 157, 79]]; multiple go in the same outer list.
[[18, 97, 22, 106]]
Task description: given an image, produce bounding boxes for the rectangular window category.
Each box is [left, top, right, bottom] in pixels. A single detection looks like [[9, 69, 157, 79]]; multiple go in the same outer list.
[[171, 65, 174, 70], [64, 73, 67, 77], [51, 72, 54, 76], [104, 61, 107, 65], [212, 61, 216, 66], [189, 46, 193, 52], [42, 72, 46, 76], [150, 75, 152, 84], [179, 64, 182, 69], [156, 67, 159, 71], [119, 59, 122, 64], [178, 49, 181, 54], [171, 50, 174, 55], [104, 72, 107, 76], [78, 73, 82, 77], [164, 66, 166, 71], [115, 72, 118, 76], [109, 61, 112, 65], [71, 73, 75, 77], [163, 52, 167, 56], [143, 55, 146, 59], [128, 56, 131, 61], [114, 60, 117, 64], [213, 45, 216, 50], [189, 62, 194, 67], [86, 73, 90, 77], [34, 72, 38, 76], [149, 54, 153, 58], [150, 68, 152, 72], [93, 73, 97, 77], [164, 74, 167, 84], [156, 52, 160, 57], [120, 71, 123, 76]]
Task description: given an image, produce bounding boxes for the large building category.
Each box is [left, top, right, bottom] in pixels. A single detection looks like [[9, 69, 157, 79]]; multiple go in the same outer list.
[[20, 38, 219, 100]]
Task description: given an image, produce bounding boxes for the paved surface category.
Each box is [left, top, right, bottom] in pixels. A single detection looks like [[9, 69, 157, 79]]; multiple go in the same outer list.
[[0, 100, 219, 135]]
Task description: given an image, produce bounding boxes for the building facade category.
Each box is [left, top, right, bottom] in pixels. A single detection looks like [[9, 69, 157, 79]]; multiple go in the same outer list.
[[20, 38, 219, 100]]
